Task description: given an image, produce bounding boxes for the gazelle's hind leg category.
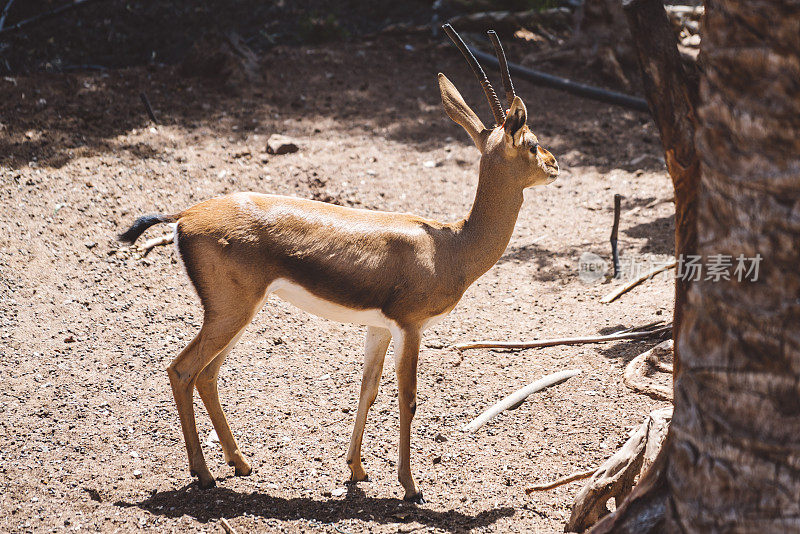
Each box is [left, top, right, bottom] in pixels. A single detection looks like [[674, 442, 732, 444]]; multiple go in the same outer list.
[[167, 291, 266, 489], [195, 329, 252, 477], [346, 326, 392, 482]]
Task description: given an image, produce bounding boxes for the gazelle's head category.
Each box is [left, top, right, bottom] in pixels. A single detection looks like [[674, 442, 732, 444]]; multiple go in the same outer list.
[[438, 26, 559, 189]]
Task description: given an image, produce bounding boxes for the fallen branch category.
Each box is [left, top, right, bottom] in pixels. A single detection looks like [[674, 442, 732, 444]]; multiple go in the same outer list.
[[525, 468, 596, 493], [452, 325, 671, 352], [137, 232, 174, 256], [610, 194, 622, 278], [623, 339, 673, 401], [220, 518, 238, 534], [463, 369, 581, 433], [139, 92, 158, 125], [0, 0, 16, 32], [600, 260, 676, 304], [0, 0, 107, 36]]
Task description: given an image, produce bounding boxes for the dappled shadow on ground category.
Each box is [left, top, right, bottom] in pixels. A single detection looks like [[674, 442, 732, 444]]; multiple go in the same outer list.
[[0, 37, 663, 174], [623, 215, 674, 255], [116, 482, 515, 532], [596, 338, 670, 364]]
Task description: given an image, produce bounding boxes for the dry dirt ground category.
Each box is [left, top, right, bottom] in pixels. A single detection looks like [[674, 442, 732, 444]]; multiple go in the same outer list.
[[0, 36, 674, 533]]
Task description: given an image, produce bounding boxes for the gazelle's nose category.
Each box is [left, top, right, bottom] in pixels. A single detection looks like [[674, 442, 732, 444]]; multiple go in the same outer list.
[[537, 146, 559, 177]]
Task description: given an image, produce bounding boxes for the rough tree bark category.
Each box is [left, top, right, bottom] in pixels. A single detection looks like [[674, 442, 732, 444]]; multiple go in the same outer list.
[[623, 0, 699, 374], [592, 0, 800, 531]]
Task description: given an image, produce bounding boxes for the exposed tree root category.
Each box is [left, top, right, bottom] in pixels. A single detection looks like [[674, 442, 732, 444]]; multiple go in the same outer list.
[[623, 340, 673, 401], [565, 408, 671, 532]]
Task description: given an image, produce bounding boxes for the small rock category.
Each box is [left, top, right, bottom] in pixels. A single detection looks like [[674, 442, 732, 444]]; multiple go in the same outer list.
[[432, 455, 442, 464], [206, 429, 220, 447], [331, 488, 346, 497], [84, 241, 97, 249], [130, 451, 140, 458], [133, 469, 142, 479], [64, 335, 75, 343], [266, 134, 299, 155], [322, 490, 332, 497], [423, 160, 436, 168], [434, 433, 448, 443]]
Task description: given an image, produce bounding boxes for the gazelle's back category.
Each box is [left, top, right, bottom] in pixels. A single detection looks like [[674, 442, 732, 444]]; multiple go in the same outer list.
[[175, 193, 463, 323]]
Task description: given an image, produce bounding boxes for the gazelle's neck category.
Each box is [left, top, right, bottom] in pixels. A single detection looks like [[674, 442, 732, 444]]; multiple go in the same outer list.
[[456, 159, 525, 284]]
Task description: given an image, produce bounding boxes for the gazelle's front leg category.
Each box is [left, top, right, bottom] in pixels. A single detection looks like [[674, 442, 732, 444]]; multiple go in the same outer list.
[[394, 327, 423, 502], [347, 326, 392, 482]]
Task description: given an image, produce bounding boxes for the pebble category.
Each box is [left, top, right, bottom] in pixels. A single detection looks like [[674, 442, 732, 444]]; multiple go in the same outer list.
[[266, 134, 299, 155]]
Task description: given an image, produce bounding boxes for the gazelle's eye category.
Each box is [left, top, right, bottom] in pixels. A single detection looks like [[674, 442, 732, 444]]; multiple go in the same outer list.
[[530, 144, 539, 153]]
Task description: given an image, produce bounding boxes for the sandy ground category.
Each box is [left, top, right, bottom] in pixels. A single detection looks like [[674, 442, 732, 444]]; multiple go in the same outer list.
[[0, 36, 673, 532]]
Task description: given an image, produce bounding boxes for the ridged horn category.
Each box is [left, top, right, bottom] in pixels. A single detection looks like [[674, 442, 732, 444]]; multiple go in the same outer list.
[[487, 30, 516, 107], [442, 24, 506, 126]]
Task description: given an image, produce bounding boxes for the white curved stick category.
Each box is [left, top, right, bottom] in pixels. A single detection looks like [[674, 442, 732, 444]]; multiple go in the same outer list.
[[463, 369, 582, 433]]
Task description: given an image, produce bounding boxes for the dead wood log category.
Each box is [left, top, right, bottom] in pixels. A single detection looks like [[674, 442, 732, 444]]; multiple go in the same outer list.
[[462, 369, 581, 433], [565, 407, 672, 532], [623, 339, 673, 401]]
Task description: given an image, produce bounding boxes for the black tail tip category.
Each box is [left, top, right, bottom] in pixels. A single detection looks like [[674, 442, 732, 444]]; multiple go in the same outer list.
[[118, 214, 165, 244]]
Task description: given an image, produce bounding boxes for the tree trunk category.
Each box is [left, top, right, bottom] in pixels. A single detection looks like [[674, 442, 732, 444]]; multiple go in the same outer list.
[[593, 0, 800, 530]]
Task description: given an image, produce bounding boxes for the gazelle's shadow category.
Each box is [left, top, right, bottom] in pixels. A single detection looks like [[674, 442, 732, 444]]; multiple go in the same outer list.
[[115, 482, 515, 532]]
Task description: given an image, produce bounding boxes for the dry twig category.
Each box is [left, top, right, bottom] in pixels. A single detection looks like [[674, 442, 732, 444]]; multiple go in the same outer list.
[[526, 468, 596, 493], [137, 233, 174, 256], [0, 0, 16, 32], [600, 260, 676, 304], [0, 0, 106, 36], [220, 518, 238, 534], [452, 325, 670, 352], [139, 92, 158, 125], [462, 369, 581, 433]]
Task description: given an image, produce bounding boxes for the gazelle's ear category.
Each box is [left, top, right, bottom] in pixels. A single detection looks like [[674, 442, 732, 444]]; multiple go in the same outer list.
[[438, 73, 489, 153], [504, 96, 527, 147]]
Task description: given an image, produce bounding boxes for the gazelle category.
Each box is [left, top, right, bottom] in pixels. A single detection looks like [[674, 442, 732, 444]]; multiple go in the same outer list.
[[119, 26, 558, 502]]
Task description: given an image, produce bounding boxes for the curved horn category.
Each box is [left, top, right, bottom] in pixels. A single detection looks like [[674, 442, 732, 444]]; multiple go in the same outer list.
[[442, 24, 506, 126], [487, 30, 516, 107]]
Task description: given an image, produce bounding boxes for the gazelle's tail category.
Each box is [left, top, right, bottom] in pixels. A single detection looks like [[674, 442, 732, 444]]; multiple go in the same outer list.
[[118, 213, 179, 244]]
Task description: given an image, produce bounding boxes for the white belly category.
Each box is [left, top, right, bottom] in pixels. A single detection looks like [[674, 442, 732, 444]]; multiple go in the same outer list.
[[267, 278, 395, 329]]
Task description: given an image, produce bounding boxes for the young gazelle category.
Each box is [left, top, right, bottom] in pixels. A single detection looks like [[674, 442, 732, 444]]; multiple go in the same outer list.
[[119, 26, 558, 502]]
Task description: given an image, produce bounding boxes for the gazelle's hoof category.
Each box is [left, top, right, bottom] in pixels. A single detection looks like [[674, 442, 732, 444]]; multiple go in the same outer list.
[[197, 476, 216, 489], [190, 469, 216, 489], [234, 463, 252, 477], [403, 491, 425, 504], [349, 468, 369, 482]]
